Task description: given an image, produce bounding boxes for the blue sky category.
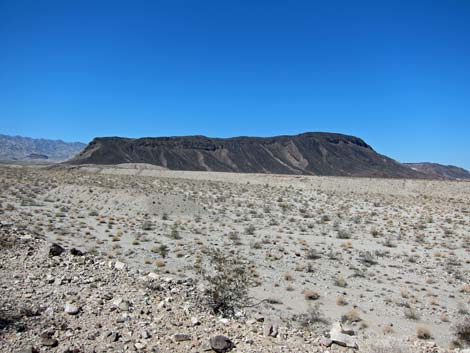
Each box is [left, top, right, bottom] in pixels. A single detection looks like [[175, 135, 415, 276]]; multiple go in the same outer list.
[[1, 1, 469, 168]]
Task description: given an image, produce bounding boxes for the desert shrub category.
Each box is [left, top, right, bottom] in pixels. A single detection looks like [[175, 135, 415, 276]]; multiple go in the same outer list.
[[157, 244, 169, 258], [453, 317, 470, 346], [293, 304, 329, 328], [370, 228, 380, 237], [336, 229, 351, 239], [228, 232, 240, 242], [383, 237, 396, 248], [462, 236, 470, 249], [303, 290, 320, 301], [306, 248, 320, 260], [321, 215, 330, 223], [363, 338, 412, 353], [342, 308, 361, 323], [333, 275, 347, 287], [0, 232, 15, 249], [336, 295, 348, 306], [198, 248, 253, 317], [404, 307, 420, 320], [416, 325, 432, 339], [359, 251, 377, 266], [327, 250, 340, 260], [284, 272, 293, 281], [245, 224, 256, 235], [169, 227, 181, 239], [141, 221, 153, 231]]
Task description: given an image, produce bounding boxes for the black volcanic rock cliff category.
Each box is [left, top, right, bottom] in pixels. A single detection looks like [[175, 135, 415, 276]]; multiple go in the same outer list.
[[69, 132, 425, 178]]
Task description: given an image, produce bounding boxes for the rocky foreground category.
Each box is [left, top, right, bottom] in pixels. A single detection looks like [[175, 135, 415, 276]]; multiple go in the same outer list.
[[1, 223, 466, 353]]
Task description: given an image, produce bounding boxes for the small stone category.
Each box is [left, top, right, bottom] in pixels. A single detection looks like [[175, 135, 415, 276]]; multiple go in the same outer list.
[[41, 337, 58, 347], [209, 335, 234, 353], [141, 330, 151, 339], [118, 300, 130, 312], [263, 322, 278, 337], [320, 337, 333, 347], [114, 261, 127, 270], [108, 332, 121, 342], [200, 342, 213, 351], [135, 342, 146, 350], [70, 248, 84, 256], [63, 348, 80, 353], [148, 272, 159, 280], [190, 317, 201, 326], [64, 303, 80, 315], [49, 243, 65, 257], [44, 307, 54, 317], [171, 333, 191, 342], [329, 322, 358, 349]]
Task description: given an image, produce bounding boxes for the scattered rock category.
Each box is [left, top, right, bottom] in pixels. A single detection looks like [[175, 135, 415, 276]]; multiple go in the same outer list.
[[219, 318, 229, 325], [49, 243, 65, 257], [70, 248, 84, 256], [107, 331, 121, 342], [40, 336, 58, 347], [171, 333, 191, 342], [64, 303, 80, 315], [135, 342, 146, 350], [148, 272, 159, 280], [141, 329, 151, 339], [320, 337, 333, 347], [114, 261, 127, 270], [191, 316, 201, 326], [209, 335, 233, 353], [329, 322, 358, 349], [263, 322, 278, 337]]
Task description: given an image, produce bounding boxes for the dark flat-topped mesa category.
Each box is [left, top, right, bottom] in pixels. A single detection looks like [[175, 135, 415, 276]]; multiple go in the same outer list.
[[68, 132, 427, 178]]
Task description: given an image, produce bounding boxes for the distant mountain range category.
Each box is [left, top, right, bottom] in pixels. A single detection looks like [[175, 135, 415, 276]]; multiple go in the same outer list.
[[0, 134, 86, 161], [69, 132, 426, 178], [3, 132, 467, 180], [405, 162, 470, 180]]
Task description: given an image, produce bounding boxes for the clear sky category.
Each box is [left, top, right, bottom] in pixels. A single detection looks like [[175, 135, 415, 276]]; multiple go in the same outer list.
[[1, 1, 469, 168]]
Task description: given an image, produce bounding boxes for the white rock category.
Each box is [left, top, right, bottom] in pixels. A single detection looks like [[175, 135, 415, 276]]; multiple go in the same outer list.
[[148, 272, 159, 280], [114, 261, 127, 270], [219, 318, 230, 325], [134, 342, 146, 349], [64, 303, 80, 315], [191, 317, 201, 326], [329, 322, 358, 349]]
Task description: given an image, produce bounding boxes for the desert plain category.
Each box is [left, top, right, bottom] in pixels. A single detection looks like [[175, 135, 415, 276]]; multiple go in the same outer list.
[[1, 163, 469, 353]]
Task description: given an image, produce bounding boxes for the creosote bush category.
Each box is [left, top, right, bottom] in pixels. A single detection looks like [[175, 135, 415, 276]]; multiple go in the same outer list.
[[198, 248, 253, 317]]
